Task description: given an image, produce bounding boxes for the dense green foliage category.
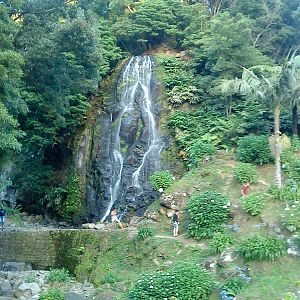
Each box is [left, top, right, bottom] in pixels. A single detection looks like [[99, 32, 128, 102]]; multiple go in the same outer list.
[[48, 268, 70, 283], [233, 163, 258, 184], [149, 170, 174, 191], [236, 135, 273, 164], [237, 235, 287, 261], [240, 192, 266, 216], [128, 262, 214, 300], [187, 191, 230, 239], [59, 172, 81, 222], [0, 0, 300, 216], [137, 227, 154, 240], [39, 288, 64, 300], [210, 232, 235, 253]]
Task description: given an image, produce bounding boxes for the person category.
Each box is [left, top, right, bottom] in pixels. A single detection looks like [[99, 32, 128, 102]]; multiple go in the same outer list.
[[110, 208, 123, 229], [0, 206, 6, 230], [241, 182, 250, 197], [172, 209, 179, 237]]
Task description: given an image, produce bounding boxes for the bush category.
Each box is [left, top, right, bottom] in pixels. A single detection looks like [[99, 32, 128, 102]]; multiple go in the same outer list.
[[48, 268, 70, 283], [128, 262, 214, 300], [236, 134, 273, 164], [100, 272, 120, 284], [39, 288, 64, 300], [237, 235, 287, 261], [233, 163, 258, 184], [211, 232, 235, 253], [269, 181, 300, 203], [59, 172, 82, 222], [149, 170, 174, 191], [282, 201, 300, 232], [240, 192, 266, 216], [186, 140, 216, 167], [187, 191, 230, 239], [137, 227, 154, 240]]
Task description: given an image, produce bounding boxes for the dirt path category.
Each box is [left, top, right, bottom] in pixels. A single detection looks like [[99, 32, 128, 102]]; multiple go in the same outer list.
[[154, 234, 208, 249]]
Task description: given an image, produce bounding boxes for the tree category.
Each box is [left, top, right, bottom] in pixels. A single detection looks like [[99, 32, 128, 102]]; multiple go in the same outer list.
[[221, 59, 300, 187], [0, 3, 25, 159], [281, 55, 300, 136]]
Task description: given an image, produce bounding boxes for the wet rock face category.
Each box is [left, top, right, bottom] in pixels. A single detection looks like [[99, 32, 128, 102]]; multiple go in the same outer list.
[[78, 56, 164, 222]]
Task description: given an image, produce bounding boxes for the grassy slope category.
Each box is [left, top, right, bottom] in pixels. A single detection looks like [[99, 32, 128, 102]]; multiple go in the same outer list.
[[77, 153, 299, 299]]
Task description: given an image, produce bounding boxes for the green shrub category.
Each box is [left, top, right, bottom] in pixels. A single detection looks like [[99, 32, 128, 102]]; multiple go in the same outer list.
[[236, 134, 273, 164], [39, 288, 64, 300], [269, 181, 300, 203], [48, 268, 70, 283], [222, 277, 245, 297], [59, 172, 81, 222], [137, 227, 154, 240], [128, 262, 214, 300], [149, 170, 174, 191], [237, 235, 287, 261], [282, 292, 298, 300], [211, 232, 235, 253], [100, 272, 120, 284], [240, 192, 266, 216], [187, 191, 230, 239], [282, 201, 300, 232], [233, 163, 258, 184], [186, 140, 216, 167]]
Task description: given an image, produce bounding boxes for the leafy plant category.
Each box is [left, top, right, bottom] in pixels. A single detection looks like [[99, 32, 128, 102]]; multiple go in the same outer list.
[[240, 192, 266, 216], [186, 139, 216, 167], [282, 292, 298, 300], [48, 268, 70, 283], [211, 232, 235, 253], [233, 163, 258, 184], [137, 227, 154, 240], [25, 274, 38, 283], [100, 272, 120, 284], [222, 277, 245, 297], [59, 172, 81, 222], [237, 235, 287, 261], [282, 201, 300, 232], [187, 191, 230, 239], [39, 288, 64, 300], [236, 134, 273, 164], [128, 262, 214, 300], [149, 170, 174, 191]]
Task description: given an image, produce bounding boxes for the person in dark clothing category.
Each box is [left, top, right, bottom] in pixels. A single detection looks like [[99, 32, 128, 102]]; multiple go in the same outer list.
[[0, 206, 6, 230], [172, 209, 179, 237]]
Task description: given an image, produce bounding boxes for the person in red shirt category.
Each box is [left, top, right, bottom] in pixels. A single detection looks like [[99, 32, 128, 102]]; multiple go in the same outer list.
[[241, 182, 250, 196]]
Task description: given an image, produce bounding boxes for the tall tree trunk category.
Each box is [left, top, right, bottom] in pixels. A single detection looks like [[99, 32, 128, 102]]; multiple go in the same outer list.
[[274, 103, 281, 187], [292, 103, 298, 136]]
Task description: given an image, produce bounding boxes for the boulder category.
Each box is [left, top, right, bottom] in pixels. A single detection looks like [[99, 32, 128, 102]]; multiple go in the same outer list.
[[64, 292, 83, 300], [160, 192, 186, 210], [0, 280, 12, 296], [218, 249, 237, 267], [94, 223, 106, 230], [15, 282, 41, 297], [82, 223, 95, 229], [93, 291, 118, 300], [2, 262, 29, 272]]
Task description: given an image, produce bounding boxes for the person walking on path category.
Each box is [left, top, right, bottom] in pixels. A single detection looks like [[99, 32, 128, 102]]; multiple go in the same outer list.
[[172, 209, 179, 237], [110, 208, 123, 230], [0, 206, 6, 230], [241, 182, 250, 197]]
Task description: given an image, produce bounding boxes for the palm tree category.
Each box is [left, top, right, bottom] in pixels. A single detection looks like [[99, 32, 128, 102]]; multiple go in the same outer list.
[[220, 63, 291, 187], [282, 55, 300, 136]]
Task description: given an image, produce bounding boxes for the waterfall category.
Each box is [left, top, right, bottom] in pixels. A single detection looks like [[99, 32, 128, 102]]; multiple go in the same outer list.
[[101, 56, 162, 221]]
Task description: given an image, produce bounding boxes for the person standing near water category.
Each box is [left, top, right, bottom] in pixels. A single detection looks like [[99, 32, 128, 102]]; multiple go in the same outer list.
[[110, 208, 123, 229], [172, 209, 179, 237], [0, 206, 6, 230]]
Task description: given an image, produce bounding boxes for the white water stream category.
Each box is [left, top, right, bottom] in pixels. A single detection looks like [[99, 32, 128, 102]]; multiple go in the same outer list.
[[101, 56, 161, 221]]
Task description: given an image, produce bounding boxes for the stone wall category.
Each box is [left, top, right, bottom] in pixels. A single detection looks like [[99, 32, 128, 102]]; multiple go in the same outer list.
[[0, 229, 111, 270]]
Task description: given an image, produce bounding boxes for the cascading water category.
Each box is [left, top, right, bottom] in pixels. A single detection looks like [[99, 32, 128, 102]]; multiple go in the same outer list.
[[100, 56, 163, 221]]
